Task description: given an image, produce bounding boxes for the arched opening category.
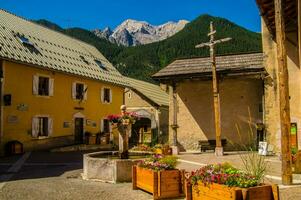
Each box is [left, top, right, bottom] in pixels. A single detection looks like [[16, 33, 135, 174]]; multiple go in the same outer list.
[[128, 109, 157, 147], [130, 118, 152, 147]]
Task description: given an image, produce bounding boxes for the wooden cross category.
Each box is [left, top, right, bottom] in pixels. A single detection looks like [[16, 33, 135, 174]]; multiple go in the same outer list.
[[195, 21, 232, 156]]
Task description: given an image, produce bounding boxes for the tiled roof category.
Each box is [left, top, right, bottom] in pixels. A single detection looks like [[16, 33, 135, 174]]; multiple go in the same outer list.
[[126, 78, 169, 107], [153, 53, 264, 79], [0, 10, 128, 86]]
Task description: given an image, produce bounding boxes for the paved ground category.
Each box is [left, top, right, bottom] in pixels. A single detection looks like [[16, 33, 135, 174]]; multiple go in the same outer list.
[[0, 151, 301, 200]]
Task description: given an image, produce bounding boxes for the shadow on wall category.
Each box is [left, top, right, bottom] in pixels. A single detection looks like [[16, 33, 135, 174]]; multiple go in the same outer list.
[[176, 79, 263, 151]]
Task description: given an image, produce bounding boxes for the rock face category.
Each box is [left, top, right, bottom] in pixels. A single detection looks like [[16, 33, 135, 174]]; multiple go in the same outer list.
[[92, 19, 189, 46]]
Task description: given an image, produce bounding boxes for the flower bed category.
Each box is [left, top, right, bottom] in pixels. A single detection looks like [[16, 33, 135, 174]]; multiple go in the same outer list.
[[132, 155, 184, 199], [185, 163, 279, 200]]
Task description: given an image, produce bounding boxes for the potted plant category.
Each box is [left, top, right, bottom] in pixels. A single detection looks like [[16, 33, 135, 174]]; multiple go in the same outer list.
[[132, 154, 184, 199], [153, 144, 172, 155], [130, 144, 153, 152], [185, 163, 278, 200]]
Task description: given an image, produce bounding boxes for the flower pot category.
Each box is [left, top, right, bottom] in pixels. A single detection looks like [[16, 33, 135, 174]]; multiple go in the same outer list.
[[132, 166, 185, 200], [185, 182, 279, 200]]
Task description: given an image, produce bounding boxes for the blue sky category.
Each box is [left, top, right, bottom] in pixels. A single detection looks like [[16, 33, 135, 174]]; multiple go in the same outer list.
[[0, 0, 261, 32]]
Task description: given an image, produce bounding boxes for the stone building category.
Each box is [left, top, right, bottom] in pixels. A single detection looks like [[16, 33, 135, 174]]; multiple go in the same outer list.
[[256, 0, 301, 153], [153, 53, 265, 152], [124, 78, 169, 146]]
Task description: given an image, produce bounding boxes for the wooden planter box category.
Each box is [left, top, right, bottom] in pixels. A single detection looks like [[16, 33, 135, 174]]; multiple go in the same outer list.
[[132, 165, 184, 199], [185, 182, 279, 200]]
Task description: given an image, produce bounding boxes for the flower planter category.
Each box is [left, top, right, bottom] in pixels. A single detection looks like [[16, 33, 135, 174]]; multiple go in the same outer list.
[[185, 182, 279, 200], [132, 166, 184, 199]]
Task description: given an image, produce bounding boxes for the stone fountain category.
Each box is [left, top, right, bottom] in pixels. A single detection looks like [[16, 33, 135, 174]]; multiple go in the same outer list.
[[83, 105, 149, 183]]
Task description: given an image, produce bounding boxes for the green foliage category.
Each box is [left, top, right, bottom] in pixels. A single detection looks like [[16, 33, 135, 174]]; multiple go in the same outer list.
[[187, 163, 259, 188], [34, 15, 262, 82], [138, 154, 178, 171]]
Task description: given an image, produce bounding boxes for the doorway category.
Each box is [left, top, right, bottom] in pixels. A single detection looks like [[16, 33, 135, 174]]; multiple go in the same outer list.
[[74, 118, 84, 144]]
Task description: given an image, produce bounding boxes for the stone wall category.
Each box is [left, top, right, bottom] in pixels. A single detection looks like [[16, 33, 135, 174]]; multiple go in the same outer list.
[[262, 18, 301, 152], [173, 78, 263, 151]]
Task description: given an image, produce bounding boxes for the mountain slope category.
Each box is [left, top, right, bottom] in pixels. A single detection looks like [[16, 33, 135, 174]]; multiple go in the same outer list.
[[112, 15, 262, 81], [34, 15, 262, 82]]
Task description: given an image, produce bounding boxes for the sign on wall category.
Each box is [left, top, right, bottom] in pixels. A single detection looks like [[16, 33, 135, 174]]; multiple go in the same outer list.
[[63, 122, 71, 128], [17, 104, 29, 111], [7, 115, 19, 124]]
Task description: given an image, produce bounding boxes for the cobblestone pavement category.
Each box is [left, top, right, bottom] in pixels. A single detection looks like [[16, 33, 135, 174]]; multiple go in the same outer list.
[[0, 151, 301, 200]]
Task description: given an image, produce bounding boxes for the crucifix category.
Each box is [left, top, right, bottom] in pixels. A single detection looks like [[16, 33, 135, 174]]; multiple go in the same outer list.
[[195, 21, 232, 156]]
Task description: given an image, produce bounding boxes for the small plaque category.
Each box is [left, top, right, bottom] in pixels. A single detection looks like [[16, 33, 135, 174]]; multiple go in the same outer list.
[[7, 115, 18, 124], [63, 122, 71, 128], [17, 104, 28, 111]]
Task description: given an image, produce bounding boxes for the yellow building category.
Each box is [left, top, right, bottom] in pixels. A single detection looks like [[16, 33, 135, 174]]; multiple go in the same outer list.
[[0, 10, 128, 154]]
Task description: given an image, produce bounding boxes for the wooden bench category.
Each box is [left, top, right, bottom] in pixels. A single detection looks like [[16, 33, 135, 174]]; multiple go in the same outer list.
[[199, 139, 227, 152]]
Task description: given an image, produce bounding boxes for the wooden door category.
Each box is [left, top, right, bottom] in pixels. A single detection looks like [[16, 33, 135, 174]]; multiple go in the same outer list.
[[74, 118, 84, 144]]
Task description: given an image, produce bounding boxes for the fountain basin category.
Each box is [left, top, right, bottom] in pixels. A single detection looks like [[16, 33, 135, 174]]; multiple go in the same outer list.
[[83, 151, 150, 183]]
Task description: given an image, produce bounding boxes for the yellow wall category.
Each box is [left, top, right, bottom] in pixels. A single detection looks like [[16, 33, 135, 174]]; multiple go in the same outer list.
[[1, 60, 124, 152]]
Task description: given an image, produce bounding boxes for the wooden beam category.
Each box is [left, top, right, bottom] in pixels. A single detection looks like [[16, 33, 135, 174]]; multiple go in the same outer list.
[[299, 0, 301, 65], [274, 0, 293, 185]]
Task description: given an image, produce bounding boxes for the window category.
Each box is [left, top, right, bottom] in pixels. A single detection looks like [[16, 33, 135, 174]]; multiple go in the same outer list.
[[95, 59, 108, 71], [76, 83, 84, 100], [32, 116, 53, 137], [72, 82, 87, 100], [79, 55, 89, 65], [38, 77, 49, 96], [38, 117, 48, 136], [101, 88, 112, 103], [33, 75, 54, 96], [101, 119, 111, 134], [17, 35, 34, 47], [103, 119, 110, 133], [128, 92, 132, 99]]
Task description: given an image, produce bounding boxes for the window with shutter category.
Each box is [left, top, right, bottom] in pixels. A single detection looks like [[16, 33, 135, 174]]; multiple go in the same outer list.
[[38, 77, 50, 96], [103, 88, 111, 103], [73, 83, 86, 100], [32, 116, 51, 137]]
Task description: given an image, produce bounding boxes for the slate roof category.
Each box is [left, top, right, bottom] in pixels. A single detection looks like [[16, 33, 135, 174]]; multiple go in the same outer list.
[[126, 78, 169, 107], [0, 9, 128, 86], [152, 53, 264, 79]]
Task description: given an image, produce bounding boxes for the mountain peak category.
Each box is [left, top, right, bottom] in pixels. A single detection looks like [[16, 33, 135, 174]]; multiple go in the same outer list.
[[93, 19, 189, 46]]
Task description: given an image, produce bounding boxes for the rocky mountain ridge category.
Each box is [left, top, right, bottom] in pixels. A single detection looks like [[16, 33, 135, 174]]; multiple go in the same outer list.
[[93, 19, 189, 46]]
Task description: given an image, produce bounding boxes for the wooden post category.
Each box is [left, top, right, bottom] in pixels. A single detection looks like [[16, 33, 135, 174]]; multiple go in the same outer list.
[[195, 22, 232, 156], [153, 171, 158, 200], [209, 22, 222, 153], [274, 0, 293, 185], [132, 166, 138, 190], [299, 0, 301, 65], [170, 83, 179, 155]]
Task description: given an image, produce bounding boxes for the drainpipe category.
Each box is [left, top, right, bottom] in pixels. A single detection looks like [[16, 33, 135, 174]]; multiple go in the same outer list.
[[0, 60, 3, 148], [170, 82, 179, 154]]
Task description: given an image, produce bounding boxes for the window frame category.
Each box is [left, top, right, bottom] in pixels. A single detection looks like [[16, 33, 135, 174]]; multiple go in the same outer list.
[[102, 87, 112, 104], [38, 76, 50, 96], [75, 83, 85, 100], [32, 115, 53, 139]]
